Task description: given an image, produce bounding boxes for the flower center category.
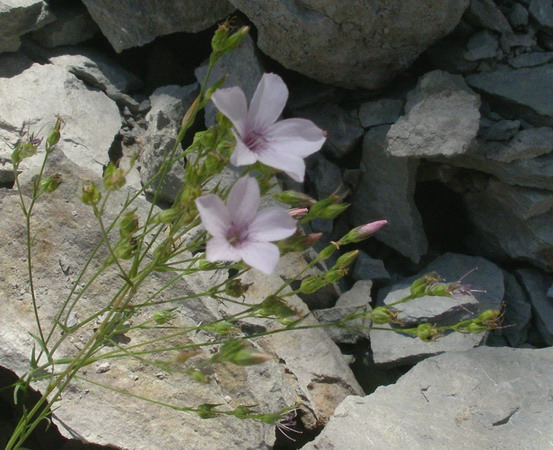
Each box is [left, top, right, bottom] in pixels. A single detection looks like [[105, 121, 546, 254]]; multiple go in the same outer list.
[[243, 131, 267, 154], [226, 222, 248, 248]]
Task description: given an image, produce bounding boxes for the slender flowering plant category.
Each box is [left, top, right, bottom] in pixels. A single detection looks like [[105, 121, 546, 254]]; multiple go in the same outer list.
[[211, 73, 326, 182], [195, 176, 296, 274]]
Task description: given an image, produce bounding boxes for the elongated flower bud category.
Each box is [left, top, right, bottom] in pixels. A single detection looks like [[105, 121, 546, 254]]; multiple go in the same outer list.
[[339, 220, 387, 245], [273, 190, 316, 207], [40, 174, 62, 194], [119, 209, 139, 238], [45, 115, 64, 150]]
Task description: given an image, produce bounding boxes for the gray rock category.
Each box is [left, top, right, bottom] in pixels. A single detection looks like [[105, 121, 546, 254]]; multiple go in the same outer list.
[[351, 251, 390, 282], [335, 280, 373, 308], [139, 84, 199, 203], [499, 30, 537, 53], [463, 189, 553, 271], [509, 3, 529, 31], [228, 0, 469, 89], [484, 178, 553, 220], [351, 126, 427, 264], [304, 347, 553, 449], [484, 126, 553, 162], [0, 56, 120, 179], [479, 119, 520, 141], [465, 0, 513, 33], [529, 0, 553, 33], [386, 71, 480, 158], [466, 64, 553, 127], [313, 305, 371, 344], [0, 0, 53, 52], [195, 34, 263, 128], [306, 153, 342, 200], [299, 104, 364, 158], [515, 268, 553, 345], [498, 271, 532, 347], [29, 4, 98, 48], [81, 0, 235, 52], [358, 98, 404, 128], [464, 30, 500, 61], [508, 51, 553, 68]]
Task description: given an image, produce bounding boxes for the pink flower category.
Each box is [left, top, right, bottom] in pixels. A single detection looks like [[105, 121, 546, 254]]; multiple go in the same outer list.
[[211, 73, 326, 182], [195, 176, 297, 274]]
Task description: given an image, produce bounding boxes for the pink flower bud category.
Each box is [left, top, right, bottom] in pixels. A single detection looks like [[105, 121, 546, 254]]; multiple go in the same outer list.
[[339, 219, 388, 244], [288, 208, 308, 218]]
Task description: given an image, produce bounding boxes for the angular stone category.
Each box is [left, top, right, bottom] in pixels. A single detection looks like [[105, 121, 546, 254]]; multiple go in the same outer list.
[[139, 84, 199, 203], [351, 126, 427, 263], [465, 0, 513, 33], [466, 64, 553, 127], [497, 271, 532, 347], [300, 103, 363, 158], [313, 304, 371, 344], [306, 153, 342, 200], [29, 4, 98, 48], [335, 280, 373, 308], [386, 71, 480, 158], [479, 119, 520, 141], [484, 127, 553, 162], [195, 34, 263, 128], [0, 57, 120, 179], [508, 51, 553, 68], [515, 268, 553, 345], [0, 0, 53, 52], [509, 3, 529, 31], [351, 251, 390, 282], [464, 30, 500, 61], [358, 98, 404, 128], [529, 0, 553, 33], [228, 0, 469, 89], [305, 347, 553, 449], [81, 0, 235, 52]]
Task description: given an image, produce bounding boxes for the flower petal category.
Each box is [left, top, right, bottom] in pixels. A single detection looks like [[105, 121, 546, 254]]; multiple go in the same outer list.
[[247, 73, 288, 132], [265, 118, 326, 157], [206, 237, 241, 262], [257, 150, 306, 182], [211, 86, 248, 135], [226, 176, 260, 226], [239, 242, 280, 274], [195, 194, 230, 237], [230, 129, 258, 166], [249, 207, 296, 242]]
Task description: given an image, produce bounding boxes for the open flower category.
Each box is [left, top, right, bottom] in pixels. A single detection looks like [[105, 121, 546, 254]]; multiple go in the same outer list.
[[211, 73, 326, 182], [195, 176, 296, 274]]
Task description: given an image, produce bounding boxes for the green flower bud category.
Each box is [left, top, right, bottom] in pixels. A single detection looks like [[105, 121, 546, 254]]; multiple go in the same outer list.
[[416, 323, 442, 342], [427, 284, 452, 297], [197, 403, 222, 419], [477, 309, 500, 324], [232, 405, 256, 419], [299, 275, 326, 294], [187, 367, 209, 384], [203, 320, 237, 336], [119, 209, 139, 238], [114, 237, 137, 260], [258, 296, 297, 320], [317, 244, 337, 261], [229, 348, 272, 366], [40, 174, 62, 194], [211, 21, 249, 55], [273, 190, 316, 207], [370, 307, 397, 324], [338, 220, 388, 245], [153, 309, 176, 325], [409, 272, 442, 297], [153, 208, 180, 224], [103, 162, 126, 191], [12, 140, 39, 166], [335, 250, 359, 269], [312, 202, 349, 220], [278, 232, 321, 254], [45, 115, 64, 150], [224, 278, 251, 298], [81, 183, 101, 206], [324, 268, 347, 284], [464, 322, 488, 334]]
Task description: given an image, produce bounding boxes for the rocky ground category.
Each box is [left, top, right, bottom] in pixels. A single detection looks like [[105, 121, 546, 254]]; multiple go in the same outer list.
[[1, 0, 553, 448]]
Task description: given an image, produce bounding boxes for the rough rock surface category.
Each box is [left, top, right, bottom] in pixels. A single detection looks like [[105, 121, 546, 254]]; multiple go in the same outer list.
[[351, 126, 427, 263], [228, 0, 469, 89], [0, 0, 53, 52], [0, 152, 361, 446], [304, 347, 553, 449], [81, 0, 235, 52], [0, 53, 120, 179], [386, 71, 481, 158]]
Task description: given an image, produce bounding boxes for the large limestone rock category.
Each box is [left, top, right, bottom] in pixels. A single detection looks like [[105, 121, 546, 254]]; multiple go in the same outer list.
[[0, 0, 53, 52], [304, 347, 553, 449], [0, 152, 360, 446], [81, 0, 235, 52], [228, 0, 469, 89], [0, 53, 121, 180]]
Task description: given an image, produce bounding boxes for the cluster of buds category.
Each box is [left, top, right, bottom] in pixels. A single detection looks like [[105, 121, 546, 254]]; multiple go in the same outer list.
[[299, 250, 359, 293], [210, 21, 250, 63], [452, 310, 501, 334], [211, 339, 272, 366]]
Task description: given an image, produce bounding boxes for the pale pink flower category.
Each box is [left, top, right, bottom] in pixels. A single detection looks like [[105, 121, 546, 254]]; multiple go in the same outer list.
[[211, 73, 326, 182], [195, 176, 297, 274]]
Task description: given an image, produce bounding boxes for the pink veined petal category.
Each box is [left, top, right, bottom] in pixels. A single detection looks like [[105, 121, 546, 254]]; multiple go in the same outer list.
[[230, 129, 258, 166], [211, 86, 248, 135], [195, 194, 230, 237], [264, 118, 327, 157], [247, 73, 288, 132], [239, 241, 280, 274], [249, 207, 297, 242], [226, 176, 260, 226], [257, 149, 306, 183], [206, 237, 241, 262]]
